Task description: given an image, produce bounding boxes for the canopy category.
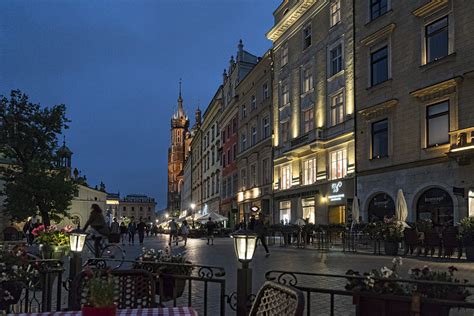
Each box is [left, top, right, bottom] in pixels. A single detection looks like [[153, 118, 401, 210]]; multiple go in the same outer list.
[[396, 189, 410, 228], [195, 211, 228, 222]]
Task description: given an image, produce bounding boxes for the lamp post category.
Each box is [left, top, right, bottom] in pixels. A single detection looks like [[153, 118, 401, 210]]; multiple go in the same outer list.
[[231, 229, 257, 316], [190, 203, 196, 228], [68, 229, 86, 306]]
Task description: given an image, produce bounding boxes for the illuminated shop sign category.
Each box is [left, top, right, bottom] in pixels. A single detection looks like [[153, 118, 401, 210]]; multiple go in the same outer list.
[[328, 181, 345, 201]]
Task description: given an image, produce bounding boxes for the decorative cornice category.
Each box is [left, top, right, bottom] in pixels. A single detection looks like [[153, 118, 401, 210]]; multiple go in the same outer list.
[[359, 99, 398, 119], [412, 0, 449, 17], [267, 0, 318, 42], [410, 77, 463, 99], [361, 23, 396, 46]]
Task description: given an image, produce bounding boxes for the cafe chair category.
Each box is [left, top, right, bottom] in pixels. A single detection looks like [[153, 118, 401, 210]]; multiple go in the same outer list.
[[249, 281, 305, 316]]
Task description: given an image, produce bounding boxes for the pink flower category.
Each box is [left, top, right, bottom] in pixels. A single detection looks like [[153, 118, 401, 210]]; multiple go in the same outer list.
[[62, 225, 74, 233]]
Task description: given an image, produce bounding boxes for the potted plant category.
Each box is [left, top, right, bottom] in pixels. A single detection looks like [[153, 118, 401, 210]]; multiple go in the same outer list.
[[381, 217, 403, 255], [460, 217, 474, 261], [346, 258, 470, 316], [32, 224, 73, 259], [82, 270, 116, 316], [0, 245, 30, 310], [134, 247, 193, 302]]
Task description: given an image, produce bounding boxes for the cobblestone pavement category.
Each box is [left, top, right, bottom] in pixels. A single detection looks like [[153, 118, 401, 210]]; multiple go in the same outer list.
[[121, 235, 474, 316]]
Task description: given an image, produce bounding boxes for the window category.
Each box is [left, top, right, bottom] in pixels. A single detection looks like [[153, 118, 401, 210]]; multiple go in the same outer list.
[[222, 130, 226, 143], [426, 17, 449, 63], [330, 44, 343, 76], [241, 105, 247, 119], [281, 121, 289, 143], [426, 101, 449, 147], [263, 117, 270, 139], [216, 172, 220, 193], [303, 157, 317, 185], [233, 117, 238, 134], [370, 46, 388, 86], [302, 198, 316, 224], [241, 168, 247, 188], [250, 164, 257, 187], [251, 126, 257, 146], [303, 24, 312, 49], [233, 143, 237, 160], [330, 92, 344, 126], [372, 119, 388, 158], [228, 177, 232, 196], [262, 158, 270, 184], [330, 148, 347, 180], [303, 68, 313, 93], [232, 174, 238, 194], [211, 148, 215, 165], [280, 201, 291, 223], [227, 125, 231, 139], [211, 126, 215, 141], [227, 149, 231, 165], [211, 174, 215, 195], [263, 83, 269, 100], [251, 95, 256, 110], [330, 0, 341, 27], [282, 82, 290, 105], [222, 153, 226, 167], [207, 178, 210, 198], [222, 178, 227, 198], [207, 132, 210, 146], [281, 43, 288, 67], [280, 164, 292, 190], [303, 108, 314, 133], [370, 0, 388, 21], [241, 134, 247, 151]]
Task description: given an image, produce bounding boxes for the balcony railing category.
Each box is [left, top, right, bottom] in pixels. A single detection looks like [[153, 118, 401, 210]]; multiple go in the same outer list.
[[449, 127, 474, 154]]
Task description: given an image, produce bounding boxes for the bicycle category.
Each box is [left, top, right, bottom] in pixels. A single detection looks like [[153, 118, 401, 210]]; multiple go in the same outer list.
[[83, 234, 125, 269]]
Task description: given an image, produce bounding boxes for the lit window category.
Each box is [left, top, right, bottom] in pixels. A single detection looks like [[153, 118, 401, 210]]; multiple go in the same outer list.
[[280, 164, 292, 190], [281, 43, 288, 66], [330, 148, 347, 180], [263, 116, 270, 139], [330, 92, 344, 126], [426, 101, 449, 147], [303, 108, 314, 133], [303, 68, 313, 93], [426, 16, 449, 63], [303, 157, 317, 185], [303, 24, 312, 49], [372, 119, 388, 158], [302, 198, 316, 224], [330, 44, 343, 76], [370, 46, 388, 86], [280, 201, 291, 223], [251, 95, 257, 110], [282, 82, 290, 105], [330, 0, 341, 27], [370, 0, 387, 21]]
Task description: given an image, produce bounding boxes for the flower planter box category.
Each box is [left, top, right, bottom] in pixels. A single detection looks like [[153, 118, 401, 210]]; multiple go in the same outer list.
[[82, 305, 117, 316], [39, 244, 69, 260]]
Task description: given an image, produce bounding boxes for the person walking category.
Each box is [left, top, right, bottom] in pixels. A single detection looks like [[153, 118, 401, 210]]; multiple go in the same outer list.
[[119, 221, 128, 245], [137, 217, 146, 245], [128, 217, 137, 245], [181, 220, 190, 246], [205, 217, 216, 245], [169, 218, 178, 246], [252, 213, 270, 257]]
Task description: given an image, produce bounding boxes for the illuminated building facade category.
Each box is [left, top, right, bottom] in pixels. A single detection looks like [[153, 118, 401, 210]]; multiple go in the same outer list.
[[355, 0, 474, 224], [236, 50, 274, 224], [268, 0, 355, 225]]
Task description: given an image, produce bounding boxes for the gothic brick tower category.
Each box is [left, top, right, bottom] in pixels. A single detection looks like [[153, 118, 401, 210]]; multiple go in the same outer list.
[[167, 80, 189, 214]]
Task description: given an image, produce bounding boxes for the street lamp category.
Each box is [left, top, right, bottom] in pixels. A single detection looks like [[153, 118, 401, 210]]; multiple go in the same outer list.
[[68, 229, 86, 306], [231, 229, 257, 316], [190, 203, 196, 228]]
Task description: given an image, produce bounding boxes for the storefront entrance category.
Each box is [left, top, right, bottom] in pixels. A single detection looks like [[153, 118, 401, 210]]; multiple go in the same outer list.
[[328, 205, 345, 224], [417, 188, 453, 226], [368, 193, 395, 222]]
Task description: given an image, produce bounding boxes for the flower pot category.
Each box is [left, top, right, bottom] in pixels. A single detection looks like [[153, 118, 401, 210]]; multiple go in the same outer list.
[[384, 241, 399, 256], [0, 281, 23, 310], [39, 244, 68, 260], [156, 275, 186, 302], [82, 305, 117, 316], [465, 246, 474, 262]]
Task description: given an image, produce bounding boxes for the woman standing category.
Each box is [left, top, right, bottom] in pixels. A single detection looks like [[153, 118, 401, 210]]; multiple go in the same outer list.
[[119, 221, 128, 246], [181, 220, 190, 246]]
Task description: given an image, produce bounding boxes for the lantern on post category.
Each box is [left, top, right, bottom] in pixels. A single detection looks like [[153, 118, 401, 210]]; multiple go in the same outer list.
[[68, 229, 87, 307]]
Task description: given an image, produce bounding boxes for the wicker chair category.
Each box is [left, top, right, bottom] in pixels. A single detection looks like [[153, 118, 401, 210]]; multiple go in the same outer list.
[[70, 269, 156, 310], [249, 281, 305, 316]]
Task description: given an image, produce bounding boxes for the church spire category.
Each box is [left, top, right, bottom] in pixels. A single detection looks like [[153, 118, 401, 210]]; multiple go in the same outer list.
[[177, 78, 184, 118]]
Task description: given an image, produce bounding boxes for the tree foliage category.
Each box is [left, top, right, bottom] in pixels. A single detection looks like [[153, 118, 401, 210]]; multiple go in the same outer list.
[[0, 90, 77, 225]]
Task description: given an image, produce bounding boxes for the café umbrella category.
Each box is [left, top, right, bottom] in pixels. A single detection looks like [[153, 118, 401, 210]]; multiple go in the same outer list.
[[396, 189, 410, 228], [352, 197, 360, 224]]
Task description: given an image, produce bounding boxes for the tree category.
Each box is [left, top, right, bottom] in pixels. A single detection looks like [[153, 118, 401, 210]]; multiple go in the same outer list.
[[0, 90, 77, 226]]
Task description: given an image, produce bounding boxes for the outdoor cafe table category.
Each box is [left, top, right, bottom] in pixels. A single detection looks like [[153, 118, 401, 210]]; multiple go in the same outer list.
[[9, 307, 198, 316]]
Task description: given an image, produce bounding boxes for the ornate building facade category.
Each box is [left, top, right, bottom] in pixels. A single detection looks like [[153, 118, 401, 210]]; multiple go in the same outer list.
[[167, 82, 190, 214]]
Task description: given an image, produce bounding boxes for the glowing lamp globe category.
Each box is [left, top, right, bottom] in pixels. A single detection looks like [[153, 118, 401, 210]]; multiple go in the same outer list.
[[69, 229, 87, 253], [231, 229, 257, 263]]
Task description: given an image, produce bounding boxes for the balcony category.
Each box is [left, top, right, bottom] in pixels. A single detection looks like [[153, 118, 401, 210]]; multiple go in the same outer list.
[[448, 127, 474, 164]]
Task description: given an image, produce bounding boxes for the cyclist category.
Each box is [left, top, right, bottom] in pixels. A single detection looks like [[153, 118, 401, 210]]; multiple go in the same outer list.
[[83, 204, 110, 257]]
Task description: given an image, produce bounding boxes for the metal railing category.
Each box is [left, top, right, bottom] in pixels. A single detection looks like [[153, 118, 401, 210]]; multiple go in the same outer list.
[[265, 270, 474, 316]]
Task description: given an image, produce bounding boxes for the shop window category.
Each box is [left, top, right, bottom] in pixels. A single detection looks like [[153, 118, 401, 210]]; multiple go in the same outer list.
[[302, 198, 315, 224], [368, 193, 395, 222], [329, 205, 345, 224], [417, 188, 453, 226], [280, 201, 291, 224]]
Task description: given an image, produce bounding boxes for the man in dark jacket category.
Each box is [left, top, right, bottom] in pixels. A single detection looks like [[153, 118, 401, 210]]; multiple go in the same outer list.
[[251, 213, 270, 257], [128, 217, 137, 245], [137, 217, 146, 245]]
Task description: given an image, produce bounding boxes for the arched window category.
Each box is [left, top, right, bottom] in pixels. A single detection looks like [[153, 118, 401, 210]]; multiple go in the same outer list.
[[417, 188, 453, 226], [368, 193, 395, 222]]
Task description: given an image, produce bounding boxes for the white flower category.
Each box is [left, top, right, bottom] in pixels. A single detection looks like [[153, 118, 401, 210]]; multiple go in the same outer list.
[[392, 257, 403, 266], [381, 266, 393, 278]]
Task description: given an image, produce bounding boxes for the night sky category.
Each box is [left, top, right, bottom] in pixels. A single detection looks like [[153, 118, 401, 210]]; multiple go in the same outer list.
[[0, 0, 280, 209]]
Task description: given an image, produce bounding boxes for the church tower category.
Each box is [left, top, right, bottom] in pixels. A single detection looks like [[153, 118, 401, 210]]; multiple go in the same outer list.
[[167, 80, 190, 214]]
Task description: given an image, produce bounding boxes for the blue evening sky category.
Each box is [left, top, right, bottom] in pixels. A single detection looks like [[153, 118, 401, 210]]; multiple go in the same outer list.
[[0, 0, 280, 209]]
